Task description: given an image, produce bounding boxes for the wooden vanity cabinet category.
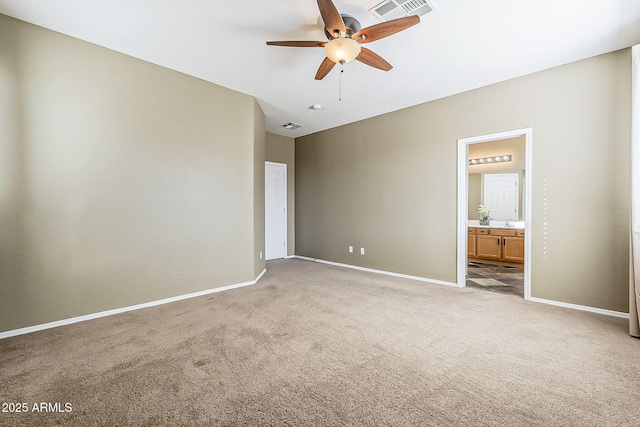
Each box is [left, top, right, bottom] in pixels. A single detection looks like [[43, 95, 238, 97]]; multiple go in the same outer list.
[[467, 228, 476, 257], [476, 234, 502, 259], [468, 227, 524, 266], [503, 235, 525, 263]]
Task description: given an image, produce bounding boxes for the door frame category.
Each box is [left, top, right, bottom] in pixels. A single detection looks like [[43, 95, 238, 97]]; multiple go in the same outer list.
[[265, 161, 287, 260], [456, 128, 532, 300]]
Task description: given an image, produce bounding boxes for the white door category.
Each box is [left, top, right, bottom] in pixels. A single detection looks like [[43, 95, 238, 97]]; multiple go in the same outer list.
[[265, 162, 287, 260], [483, 173, 518, 221]]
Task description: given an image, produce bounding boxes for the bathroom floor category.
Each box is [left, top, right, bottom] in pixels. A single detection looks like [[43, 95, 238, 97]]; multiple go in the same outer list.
[[466, 262, 524, 297]]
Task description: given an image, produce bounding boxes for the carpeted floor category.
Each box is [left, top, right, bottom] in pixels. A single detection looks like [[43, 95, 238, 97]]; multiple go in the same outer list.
[[1, 259, 639, 426]]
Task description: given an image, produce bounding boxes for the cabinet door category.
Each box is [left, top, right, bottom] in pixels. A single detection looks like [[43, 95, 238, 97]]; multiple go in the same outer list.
[[476, 235, 502, 259], [503, 237, 524, 262], [468, 234, 476, 257]]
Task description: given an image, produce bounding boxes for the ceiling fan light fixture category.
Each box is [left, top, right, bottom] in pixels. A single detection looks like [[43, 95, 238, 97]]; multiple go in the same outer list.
[[266, 0, 421, 79], [324, 37, 361, 64]]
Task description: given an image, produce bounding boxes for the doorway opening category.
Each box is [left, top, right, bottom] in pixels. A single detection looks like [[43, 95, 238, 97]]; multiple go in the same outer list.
[[265, 161, 287, 260], [457, 128, 532, 299]]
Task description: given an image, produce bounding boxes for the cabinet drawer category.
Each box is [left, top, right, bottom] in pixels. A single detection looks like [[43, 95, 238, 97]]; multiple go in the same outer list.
[[477, 228, 489, 235], [489, 229, 516, 237], [468, 227, 476, 234], [517, 230, 525, 237]]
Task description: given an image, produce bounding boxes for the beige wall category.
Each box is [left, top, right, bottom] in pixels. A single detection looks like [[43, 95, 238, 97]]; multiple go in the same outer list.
[[0, 15, 265, 332], [468, 173, 483, 221], [254, 103, 266, 275], [296, 49, 631, 313], [468, 137, 526, 220], [266, 133, 296, 256]]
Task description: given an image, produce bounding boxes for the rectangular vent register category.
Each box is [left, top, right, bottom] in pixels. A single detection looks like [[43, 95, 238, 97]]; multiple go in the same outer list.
[[370, 0, 436, 22]]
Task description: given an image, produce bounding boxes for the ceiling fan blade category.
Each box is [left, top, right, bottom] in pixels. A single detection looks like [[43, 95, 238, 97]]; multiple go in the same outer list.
[[352, 15, 420, 43], [356, 47, 392, 71], [315, 57, 336, 80], [266, 41, 327, 47], [317, 0, 345, 37]]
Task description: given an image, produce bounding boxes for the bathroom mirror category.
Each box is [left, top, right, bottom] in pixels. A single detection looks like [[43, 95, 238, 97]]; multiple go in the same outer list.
[[468, 137, 526, 221]]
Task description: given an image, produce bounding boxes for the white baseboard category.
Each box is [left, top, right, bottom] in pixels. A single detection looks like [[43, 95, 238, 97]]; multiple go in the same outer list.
[[293, 255, 458, 288], [528, 296, 630, 319], [0, 268, 267, 340], [292, 256, 630, 320]]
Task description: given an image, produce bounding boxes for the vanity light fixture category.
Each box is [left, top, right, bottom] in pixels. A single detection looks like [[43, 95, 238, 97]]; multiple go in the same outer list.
[[469, 154, 512, 166]]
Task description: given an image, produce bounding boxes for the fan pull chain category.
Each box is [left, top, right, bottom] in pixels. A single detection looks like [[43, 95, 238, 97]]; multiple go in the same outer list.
[[339, 63, 344, 101]]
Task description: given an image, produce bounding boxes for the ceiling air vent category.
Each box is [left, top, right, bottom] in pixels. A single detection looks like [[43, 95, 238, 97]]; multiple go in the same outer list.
[[281, 122, 303, 130], [370, 0, 436, 22]]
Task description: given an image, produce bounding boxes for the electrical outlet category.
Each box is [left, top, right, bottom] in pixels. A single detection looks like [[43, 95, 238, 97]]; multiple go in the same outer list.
[[360, 248, 365, 255], [348, 246, 353, 253], [259, 251, 263, 259]]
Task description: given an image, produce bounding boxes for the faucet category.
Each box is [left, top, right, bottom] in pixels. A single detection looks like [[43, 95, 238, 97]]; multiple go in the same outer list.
[[505, 219, 513, 227]]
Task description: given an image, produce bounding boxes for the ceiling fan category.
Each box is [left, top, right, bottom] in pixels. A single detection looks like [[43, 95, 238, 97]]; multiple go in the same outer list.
[[266, 0, 420, 80]]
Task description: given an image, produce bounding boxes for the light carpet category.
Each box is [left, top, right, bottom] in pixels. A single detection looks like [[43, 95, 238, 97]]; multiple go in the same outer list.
[[1, 259, 639, 426]]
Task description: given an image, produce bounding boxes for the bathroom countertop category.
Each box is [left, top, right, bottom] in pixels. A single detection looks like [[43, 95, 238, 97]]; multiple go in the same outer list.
[[467, 220, 525, 229]]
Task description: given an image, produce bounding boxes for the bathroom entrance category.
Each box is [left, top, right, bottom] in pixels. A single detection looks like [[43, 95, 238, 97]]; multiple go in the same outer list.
[[457, 128, 532, 299]]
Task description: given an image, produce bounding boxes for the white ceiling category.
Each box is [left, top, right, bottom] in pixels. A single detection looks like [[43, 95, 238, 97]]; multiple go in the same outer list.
[[2, 0, 640, 138]]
